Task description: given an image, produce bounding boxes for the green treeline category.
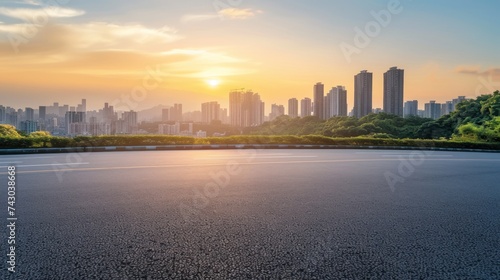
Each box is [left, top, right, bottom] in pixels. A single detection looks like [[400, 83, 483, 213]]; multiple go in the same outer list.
[[0, 91, 498, 149]]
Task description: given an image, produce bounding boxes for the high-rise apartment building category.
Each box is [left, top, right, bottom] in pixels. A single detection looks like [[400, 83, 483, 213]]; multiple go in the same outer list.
[[441, 101, 454, 116], [383, 67, 404, 116], [403, 100, 418, 117], [38, 106, 46, 120], [121, 111, 138, 134], [77, 99, 87, 113], [452, 96, 466, 111], [326, 86, 348, 118], [0, 105, 5, 124], [162, 104, 183, 122], [65, 111, 87, 135], [19, 121, 38, 134], [337, 86, 348, 117], [313, 83, 325, 119], [270, 104, 285, 121], [229, 90, 264, 127], [201, 101, 221, 124], [219, 108, 229, 124], [323, 95, 330, 119], [424, 101, 442, 120], [354, 70, 373, 118], [301, 98, 312, 117], [288, 98, 298, 118], [25, 107, 34, 121], [171, 104, 183, 122]]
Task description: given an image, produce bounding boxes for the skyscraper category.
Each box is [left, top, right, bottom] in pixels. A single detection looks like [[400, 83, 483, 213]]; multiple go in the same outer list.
[[0, 105, 5, 124], [219, 108, 228, 124], [172, 104, 183, 122], [162, 104, 183, 122], [77, 99, 87, 113], [337, 86, 348, 117], [65, 111, 86, 135], [269, 104, 285, 121], [327, 86, 348, 117], [452, 96, 466, 111], [424, 101, 442, 119], [383, 67, 404, 116], [324, 95, 331, 119], [201, 101, 221, 124], [38, 106, 46, 120], [162, 108, 170, 122], [229, 90, 264, 127], [326, 88, 336, 118], [25, 107, 34, 121], [229, 91, 242, 126], [118, 111, 138, 134], [301, 98, 312, 117], [313, 82, 324, 119], [288, 98, 298, 118], [354, 70, 373, 118], [403, 100, 418, 117]]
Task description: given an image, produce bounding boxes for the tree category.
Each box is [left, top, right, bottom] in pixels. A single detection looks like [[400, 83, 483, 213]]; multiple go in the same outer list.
[[29, 131, 51, 137], [0, 125, 22, 138]]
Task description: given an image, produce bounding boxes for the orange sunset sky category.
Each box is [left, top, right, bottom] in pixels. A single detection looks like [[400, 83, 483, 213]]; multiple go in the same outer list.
[[1, 0, 499, 112]]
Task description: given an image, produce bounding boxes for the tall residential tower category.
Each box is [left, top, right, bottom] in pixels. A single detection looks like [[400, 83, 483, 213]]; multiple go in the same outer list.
[[288, 98, 298, 118], [313, 82, 325, 119], [383, 67, 404, 116], [354, 70, 373, 118]]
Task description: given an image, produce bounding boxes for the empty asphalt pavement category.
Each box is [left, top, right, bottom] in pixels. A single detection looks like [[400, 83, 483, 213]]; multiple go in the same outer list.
[[0, 149, 499, 279]]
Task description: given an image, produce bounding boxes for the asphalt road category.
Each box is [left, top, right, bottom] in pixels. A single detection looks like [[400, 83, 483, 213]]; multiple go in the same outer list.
[[0, 149, 499, 279]]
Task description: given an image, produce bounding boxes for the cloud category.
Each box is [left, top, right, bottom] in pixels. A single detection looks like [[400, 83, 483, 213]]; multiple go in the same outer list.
[[72, 22, 180, 48], [456, 66, 500, 77], [0, 21, 181, 55], [218, 8, 263, 20], [1, 0, 41, 5], [0, 20, 253, 80], [182, 8, 263, 23], [4, 0, 42, 5], [22, 0, 42, 5], [0, 6, 85, 20]]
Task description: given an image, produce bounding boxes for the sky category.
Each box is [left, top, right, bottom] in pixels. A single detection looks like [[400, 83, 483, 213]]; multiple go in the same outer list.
[[1, 0, 499, 112]]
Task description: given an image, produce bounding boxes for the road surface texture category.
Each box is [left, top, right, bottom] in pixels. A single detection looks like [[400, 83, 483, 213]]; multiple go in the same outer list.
[[0, 149, 499, 279]]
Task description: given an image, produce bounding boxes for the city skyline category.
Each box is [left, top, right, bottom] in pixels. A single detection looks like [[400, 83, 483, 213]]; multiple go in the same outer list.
[[0, 1, 499, 112]]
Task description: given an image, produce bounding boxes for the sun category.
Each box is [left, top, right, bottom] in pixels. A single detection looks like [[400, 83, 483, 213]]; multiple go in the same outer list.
[[206, 79, 220, 88]]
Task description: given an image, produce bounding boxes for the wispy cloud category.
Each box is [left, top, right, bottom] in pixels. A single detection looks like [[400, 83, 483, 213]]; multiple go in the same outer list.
[[0, 20, 254, 80], [456, 66, 500, 77], [0, 21, 180, 53], [22, 0, 42, 5], [3, 0, 42, 6], [74, 22, 180, 48], [0, 7, 85, 20], [182, 8, 263, 23], [219, 8, 263, 20]]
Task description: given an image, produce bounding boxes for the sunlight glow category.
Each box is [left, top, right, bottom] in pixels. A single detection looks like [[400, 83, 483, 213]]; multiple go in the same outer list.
[[206, 79, 220, 87]]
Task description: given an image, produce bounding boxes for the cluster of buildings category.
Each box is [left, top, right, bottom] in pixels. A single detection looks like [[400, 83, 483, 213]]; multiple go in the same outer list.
[[406, 97, 467, 119], [0, 100, 139, 136], [309, 67, 466, 121], [350, 67, 405, 118], [1, 66, 471, 135], [223, 66, 467, 128]]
